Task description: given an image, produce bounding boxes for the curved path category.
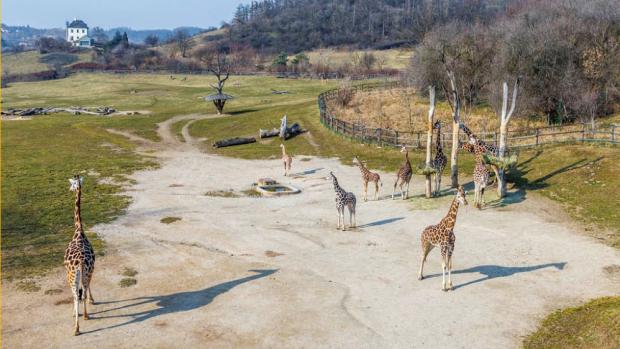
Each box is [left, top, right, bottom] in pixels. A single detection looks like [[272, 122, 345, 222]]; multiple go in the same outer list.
[[4, 114, 620, 348]]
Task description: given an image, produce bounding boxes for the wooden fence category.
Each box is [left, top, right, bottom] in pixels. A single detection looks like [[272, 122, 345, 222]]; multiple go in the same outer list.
[[318, 84, 620, 149]]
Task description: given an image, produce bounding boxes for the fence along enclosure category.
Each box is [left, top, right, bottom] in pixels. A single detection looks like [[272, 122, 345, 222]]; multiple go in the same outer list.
[[318, 83, 620, 149]]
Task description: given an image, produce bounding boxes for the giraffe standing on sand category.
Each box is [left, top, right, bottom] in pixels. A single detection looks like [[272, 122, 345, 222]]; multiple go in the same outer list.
[[329, 171, 356, 230], [432, 121, 447, 196], [64, 175, 96, 335], [392, 145, 412, 200], [418, 186, 468, 291], [461, 142, 490, 209], [280, 144, 292, 176], [353, 156, 382, 201]]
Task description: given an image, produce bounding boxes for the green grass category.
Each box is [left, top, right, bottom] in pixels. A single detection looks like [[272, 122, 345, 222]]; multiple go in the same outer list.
[[119, 278, 137, 288], [1, 115, 156, 280], [3, 51, 92, 75], [523, 296, 620, 349], [510, 144, 620, 247], [204, 190, 240, 198], [122, 267, 138, 277]]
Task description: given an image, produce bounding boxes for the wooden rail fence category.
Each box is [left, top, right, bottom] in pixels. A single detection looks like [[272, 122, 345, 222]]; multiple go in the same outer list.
[[318, 83, 620, 149]]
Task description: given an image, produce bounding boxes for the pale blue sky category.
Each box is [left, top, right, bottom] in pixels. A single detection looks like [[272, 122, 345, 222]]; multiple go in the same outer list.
[[2, 0, 246, 29]]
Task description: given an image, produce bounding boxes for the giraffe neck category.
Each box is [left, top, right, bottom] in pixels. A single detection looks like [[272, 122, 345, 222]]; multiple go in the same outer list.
[[403, 150, 410, 166], [440, 196, 461, 230], [331, 176, 345, 195], [73, 187, 84, 237], [435, 125, 443, 154], [281, 146, 286, 157], [356, 161, 370, 176]]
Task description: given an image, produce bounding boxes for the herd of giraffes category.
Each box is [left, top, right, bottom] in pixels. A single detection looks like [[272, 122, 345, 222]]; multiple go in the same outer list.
[[63, 124, 495, 335]]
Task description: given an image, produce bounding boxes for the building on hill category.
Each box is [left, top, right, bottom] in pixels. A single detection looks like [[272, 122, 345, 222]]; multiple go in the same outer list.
[[66, 19, 92, 47]]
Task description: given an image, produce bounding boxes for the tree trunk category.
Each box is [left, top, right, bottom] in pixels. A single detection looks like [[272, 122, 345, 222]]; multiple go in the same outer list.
[[212, 137, 256, 148], [425, 86, 435, 198], [450, 119, 459, 188], [213, 100, 226, 114], [497, 123, 508, 197]]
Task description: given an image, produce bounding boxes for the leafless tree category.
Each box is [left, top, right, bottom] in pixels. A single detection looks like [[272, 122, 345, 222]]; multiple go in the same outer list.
[[172, 29, 194, 58], [195, 47, 232, 114], [424, 86, 436, 198]]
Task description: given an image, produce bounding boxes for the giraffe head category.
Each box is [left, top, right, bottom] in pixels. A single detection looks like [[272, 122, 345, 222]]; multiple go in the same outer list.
[[69, 175, 83, 192], [280, 143, 284, 149], [352, 156, 360, 165], [433, 120, 441, 129], [456, 185, 468, 205], [400, 145, 408, 154]]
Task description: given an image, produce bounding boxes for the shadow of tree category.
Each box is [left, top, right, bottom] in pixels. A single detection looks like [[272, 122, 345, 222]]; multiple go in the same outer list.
[[423, 262, 566, 290], [86, 269, 277, 334]]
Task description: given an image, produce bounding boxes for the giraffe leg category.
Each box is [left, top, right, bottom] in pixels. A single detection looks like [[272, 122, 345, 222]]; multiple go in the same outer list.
[[71, 283, 80, 335], [336, 208, 341, 230], [374, 182, 379, 200], [441, 257, 447, 291], [83, 290, 89, 320], [404, 181, 410, 200], [87, 285, 95, 304], [448, 254, 453, 290], [350, 204, 356, 228], [392, 180, 398, 200], [418, 242, 432, 280], [363, 181, 368, 202]]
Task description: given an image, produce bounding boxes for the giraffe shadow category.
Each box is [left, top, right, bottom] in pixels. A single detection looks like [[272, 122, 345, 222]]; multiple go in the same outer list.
[[423, 262, 566, 290], [357, 217, 404, 228], [289, 167, 323, 177], [85, 269, 277, 334]]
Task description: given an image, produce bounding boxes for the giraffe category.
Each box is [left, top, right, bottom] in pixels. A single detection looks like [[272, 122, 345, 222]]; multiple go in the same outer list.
[[459, 123, 498, 156], [460, 142, 490, 209], [329, 171, 356, 230], [280, 144, 292, 176], [432, 121, 447, 196], [64, 175, 96, 335], [418, 185, 468, 291], [352, 156, 382, 201], [392, 145, 412, 200]]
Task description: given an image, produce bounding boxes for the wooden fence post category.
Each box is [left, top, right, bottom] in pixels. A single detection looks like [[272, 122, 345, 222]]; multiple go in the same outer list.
[[535, 128, 540, 146], [377, 129, 382, 145], [581, 124, 586, 142], [612, 125, 616, 142]]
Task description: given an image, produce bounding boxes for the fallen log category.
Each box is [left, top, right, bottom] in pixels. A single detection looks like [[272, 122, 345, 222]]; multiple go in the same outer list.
[[212, 137, 256, 148], [259, 122, 304, 139]]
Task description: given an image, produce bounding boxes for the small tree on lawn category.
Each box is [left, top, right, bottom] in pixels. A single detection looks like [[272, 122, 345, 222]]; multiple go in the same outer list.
[[195, 46, 233, 114]]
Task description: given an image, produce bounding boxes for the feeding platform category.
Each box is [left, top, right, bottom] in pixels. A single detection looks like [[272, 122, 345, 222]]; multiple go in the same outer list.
[[254, 179, 301, 196]]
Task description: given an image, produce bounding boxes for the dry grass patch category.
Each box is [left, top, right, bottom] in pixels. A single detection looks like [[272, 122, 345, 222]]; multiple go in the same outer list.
[[265, 250, 284, 257], [119, 278, 138, 288], [44, 288, 63, 296], [160, 216, 182, 224], [204, 189, 240, 198], [15, 280, 41, 293]]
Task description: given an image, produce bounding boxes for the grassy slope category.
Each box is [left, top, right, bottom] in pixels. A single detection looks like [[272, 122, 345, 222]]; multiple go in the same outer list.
[[303, 48, 413, 70], [3, 51, 91, 75], [1, 116, 156, 279]]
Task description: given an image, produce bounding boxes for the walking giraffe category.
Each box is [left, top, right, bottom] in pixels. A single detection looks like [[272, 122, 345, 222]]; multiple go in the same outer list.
[[329, 171, 356, 230], [432, 121, 447, 196], [352, 156, 382, 201], [460, 142, 490, 209], [64, 175, 96, 335], [280, 143, 292, 176], [418, 186, 468, 291], [392, 145, 413, 200]]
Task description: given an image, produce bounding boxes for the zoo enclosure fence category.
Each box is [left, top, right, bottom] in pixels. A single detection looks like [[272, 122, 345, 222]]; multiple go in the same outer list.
[[318, 83, 620, 149]]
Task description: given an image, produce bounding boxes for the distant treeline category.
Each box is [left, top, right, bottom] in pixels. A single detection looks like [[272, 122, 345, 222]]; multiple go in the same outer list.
[[228, 0, 513, 52]]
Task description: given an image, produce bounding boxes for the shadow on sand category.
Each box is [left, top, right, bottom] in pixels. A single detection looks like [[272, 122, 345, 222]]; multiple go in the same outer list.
[[86, 269, 277, 334], [423, 262, 566, 290], [357, 217, 404, 228]]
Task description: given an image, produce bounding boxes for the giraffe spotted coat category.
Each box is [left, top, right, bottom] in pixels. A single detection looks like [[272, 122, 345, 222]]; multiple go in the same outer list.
[[64, 175, 95, 336], [392, 146, 412, 200], [418, 186, 468, 291], [432, 121, 447, 196], [329, 171, 356, 230], [353, 156, 382, 201]]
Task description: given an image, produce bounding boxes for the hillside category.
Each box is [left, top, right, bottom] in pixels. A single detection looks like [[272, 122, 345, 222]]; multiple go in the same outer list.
[[3, 51, 92, 75]]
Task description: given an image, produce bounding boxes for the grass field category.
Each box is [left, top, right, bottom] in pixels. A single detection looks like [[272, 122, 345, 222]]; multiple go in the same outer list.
[[3, 50, 92, 75], [303, 48, 413, 70], [2, 72, 619, 346]]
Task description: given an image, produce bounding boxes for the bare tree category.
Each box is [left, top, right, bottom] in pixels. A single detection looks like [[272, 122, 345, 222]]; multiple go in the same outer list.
[[172, 29, 193, 57], [424, 86, 436, 198], [495, 78, 519, 198], [144, 34, 159, 47], [445, 70, 461, 188], [196, 48, 232, 114]]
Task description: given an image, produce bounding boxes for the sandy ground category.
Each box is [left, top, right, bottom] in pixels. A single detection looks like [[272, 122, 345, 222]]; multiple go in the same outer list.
[[4, 114, 620, 348]]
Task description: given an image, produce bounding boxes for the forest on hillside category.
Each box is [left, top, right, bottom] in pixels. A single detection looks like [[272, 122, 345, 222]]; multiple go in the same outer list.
[[228, 0, 512, 52]]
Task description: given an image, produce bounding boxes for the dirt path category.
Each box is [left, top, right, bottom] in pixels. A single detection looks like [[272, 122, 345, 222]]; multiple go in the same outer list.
[[4, 115, 620, 348]]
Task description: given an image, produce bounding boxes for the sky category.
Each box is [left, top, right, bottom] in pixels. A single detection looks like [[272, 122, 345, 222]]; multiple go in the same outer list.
[[2, 0, 246, 29]]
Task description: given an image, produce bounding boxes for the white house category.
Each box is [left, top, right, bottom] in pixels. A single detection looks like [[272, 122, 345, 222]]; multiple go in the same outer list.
[[66, 19, 92, 47]]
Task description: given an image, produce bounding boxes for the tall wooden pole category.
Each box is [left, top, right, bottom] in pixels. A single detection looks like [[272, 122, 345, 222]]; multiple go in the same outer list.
[[425, 86, 436, 198]]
